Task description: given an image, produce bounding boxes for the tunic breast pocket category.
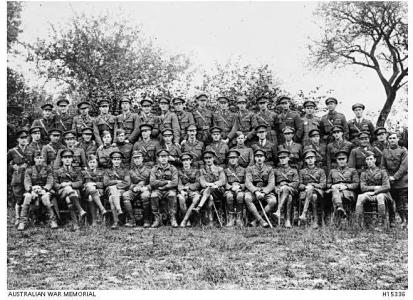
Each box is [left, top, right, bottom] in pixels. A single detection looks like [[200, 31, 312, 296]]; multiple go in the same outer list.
[[123, 120, 134, 130], [333, 118, 342, 125]]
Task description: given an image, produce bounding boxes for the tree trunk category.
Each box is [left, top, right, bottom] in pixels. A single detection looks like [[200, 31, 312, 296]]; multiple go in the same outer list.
[[376, 89, 397, 127]]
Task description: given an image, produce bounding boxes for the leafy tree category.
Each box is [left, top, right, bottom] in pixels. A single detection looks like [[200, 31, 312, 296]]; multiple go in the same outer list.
[[7, 1, 22, 51], [310, 1, 408, 126], [30, 13, 191, 115]]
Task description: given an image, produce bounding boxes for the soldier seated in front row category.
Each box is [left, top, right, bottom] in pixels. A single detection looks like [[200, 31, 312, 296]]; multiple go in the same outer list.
[[355, 151, 393, 230], [273, 150, 299, 228], [149, 149, 179, 228], [326, 150, 359, 222], [193, 150, 226, 227], [81, 154, 109, 227], [53, 149, 86, 231], [224, 150, 246, 227], [177, 152, 201, 228], [244, 149, 275, 228], [103, 151, 130, 229], [298, 150, 326, 228], [18, 151, 58, 231], [123, 150, 152, 228]]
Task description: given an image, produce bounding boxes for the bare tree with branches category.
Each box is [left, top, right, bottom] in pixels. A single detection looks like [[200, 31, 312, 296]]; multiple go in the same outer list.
[[310, 1, 407, 126]]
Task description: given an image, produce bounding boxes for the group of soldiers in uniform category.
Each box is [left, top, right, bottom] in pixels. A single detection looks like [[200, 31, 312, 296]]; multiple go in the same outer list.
[[7, 94, 408, 231]]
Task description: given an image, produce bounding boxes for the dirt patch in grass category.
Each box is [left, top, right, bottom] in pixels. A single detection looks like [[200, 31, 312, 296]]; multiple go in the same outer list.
[[7, 211, 407, 289]]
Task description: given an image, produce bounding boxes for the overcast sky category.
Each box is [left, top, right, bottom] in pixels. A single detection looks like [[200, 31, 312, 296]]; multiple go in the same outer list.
[[9, 1, 404, 118]]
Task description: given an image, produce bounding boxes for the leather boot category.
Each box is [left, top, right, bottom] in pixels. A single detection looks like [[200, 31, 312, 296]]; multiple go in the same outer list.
[[284, 198, 292, 228], [87, 201, 96, 227], [71, 196, 86, 221], [15, 204, 22, 227], [151, 212, 161, 228], [92, 193, 108, 216], [17, 204, 29, 231], [47, 206, 58, 229], [70, 209, 79, 231], [235, 212, 243, 227], [207, 208, 214, 227], [259, 218, 269, 228], [123, 200, 136, 227], [312, 201, 319, 229], [143, 204, 151, 228], [170, 213, 178, 228], [299, 194, 311, 222], [245, 201, 266, 226], [226, 212, 235, 227], [110, 201, 119, 229]]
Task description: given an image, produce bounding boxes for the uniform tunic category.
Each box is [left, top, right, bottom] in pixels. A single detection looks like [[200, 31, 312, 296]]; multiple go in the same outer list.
[[81, 168, 105, 194], [96, 145, 120, 169], [181, 139, 204, 167], [116, 142, 133, 168], [27, 141, 43, 165], [54, 147, 87, 170], [78, 140, 97, 157], [53, 165, 82, 197], [178, 167, 201, 192], [251, 140, 277, 167], [133, 138, 161, 168], [347, 118, 375, 144], [137, 112, 159, 138], [231, 145, 254, 168], [278, 141, 303, 170], [213, 109, 238, 141], [192, 107, 213, 142], [175, 110, 195, 142], [327, 166, 359, 201], [31, 117, 56, 144], [8, 145, 33, 203], [41, 142, 65, 168], [303, 140, 327, 169], [72, 114, 94, 138], [93, 114, 117, 146], [326, 140, 353, 172], [24, 165, 54, 193], [54, 113, 74, 133], [237, 109, 256, 141], [276, 110, 303, 142], [245, 164, 275, 196], [381, 145, 408, 190], [252, 109, 279, 144], [348, 146, 381, 172], [274, 166, 299, 191], [116, 112, 141, 144], [158, 111, 180, 143], [205, 141, 229, 166], [298, 167, 326, 199], [301, 115, 320, 144], [320, 111, 349, 142]]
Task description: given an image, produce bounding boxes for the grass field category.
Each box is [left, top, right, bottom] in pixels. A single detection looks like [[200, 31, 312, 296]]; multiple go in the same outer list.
[[7, 210, 408, 290]]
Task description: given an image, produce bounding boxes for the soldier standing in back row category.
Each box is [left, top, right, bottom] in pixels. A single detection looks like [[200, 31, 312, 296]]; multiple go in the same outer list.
[[276, 96, 303, 143], [72, 101, 94, 138], [93, 99, 117, 146], [253, 96, 278, 144], [213, 96, 238, 144], [54, 97, 74, 133], [348, 103, 375, 146], [158, 97, 180, 144], [173, 97, 194, 143], [301, 100, 320, 144], [192, 94, 213, 144], [31, 103, 56, 144], [320, 97, 349, 143], [116, 97, 141, 144], [235, 96, 256, 146]]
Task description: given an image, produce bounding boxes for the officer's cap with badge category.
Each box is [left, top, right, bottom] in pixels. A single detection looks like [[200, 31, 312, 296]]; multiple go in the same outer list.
[[156, 149, 170, 157], [41, 103, 53, 111], [29, 126, 42, 135], [278, 149, 291, 158], [98, 99, 111, 107], [256, 96, 269, 104], [172, 97, 185, 105], [253, 148, 266, 157], [335, 150, 348, 159], [308, 129, 320, 137], [139, 123, 153, 132], [255, 124, 267, 133], [195, 93, 208, 101], [236, 96, 247, 104], [276, 96, 291, 105], [141, 99, 154, 106], [358, 131, 370, 139], [16, 129, 29, 139], [132, 150, 144, 158], [56, 98, 70, 106], [180, 152, 193, 161], [303, 149, 316, 159], [63, 131, 76, 139], [81, 127, 93, 135], [48, 128, 62, 136], [228, 149, 241, 159], [161, 128, 174, 136], [282, 126, 295, 134], [331, 125, 344, 133], [325, 97, 338, 105], [120, 96, 131, 104], [374, 127, 387, 136], [77, 101, 90, 109], [352, 103, 365, 111], [303, 100, 316, 108], [364, 150, 375, 158], [158, 97, 171, 105], [217, 96, 230, 103], [60, 149, 74, 158], [110, 150, 125, 159], [210, 126, 222, 134], [186, 124, 197, 132], [203, 149, 216, 158]]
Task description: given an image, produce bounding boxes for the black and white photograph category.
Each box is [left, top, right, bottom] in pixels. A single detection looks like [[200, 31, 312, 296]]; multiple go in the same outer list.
[[5, 0, 408, 294]]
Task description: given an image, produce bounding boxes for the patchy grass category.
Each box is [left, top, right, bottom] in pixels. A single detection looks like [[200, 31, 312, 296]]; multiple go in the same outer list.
[[7, 210, 407, 289]]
